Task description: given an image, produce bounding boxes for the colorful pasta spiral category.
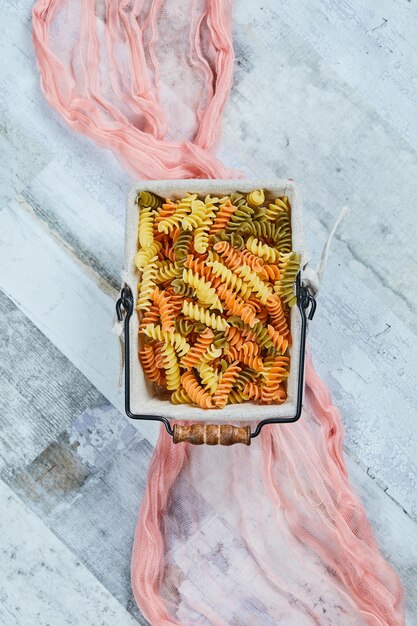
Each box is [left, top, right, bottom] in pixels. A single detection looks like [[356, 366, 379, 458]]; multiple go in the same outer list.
[[181, 371, 214, 409], [181, 328, 214, 369], [213, 362, 241, 408], [135, 188, 300, 408]]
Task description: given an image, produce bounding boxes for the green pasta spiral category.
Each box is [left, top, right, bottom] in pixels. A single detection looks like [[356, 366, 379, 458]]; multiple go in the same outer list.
[[225, 204, 254, 232], [209, 230, 245, 250], [138, 191, 162, 210], [174, 229, 193, 265], [171, 278, 194, 297]]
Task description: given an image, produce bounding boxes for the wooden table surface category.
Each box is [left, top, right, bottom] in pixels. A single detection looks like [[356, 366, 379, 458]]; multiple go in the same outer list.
[[1, 1, 416, 624]]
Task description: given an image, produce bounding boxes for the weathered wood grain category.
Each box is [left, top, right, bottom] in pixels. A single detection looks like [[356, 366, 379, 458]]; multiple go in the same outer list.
[[7, 405, 152, 624], [0, 198, 158, 447], [345, 456, 417, 622], [1, 0, 417, 621], [6, 404, 416, 622], [260, 0, 417, 151], [228, 3, 417, 336], [0, 479, 143, 626], [0, 290, 104, 476]]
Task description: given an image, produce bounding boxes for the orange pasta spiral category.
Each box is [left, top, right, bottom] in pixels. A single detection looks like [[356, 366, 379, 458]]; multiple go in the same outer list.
[[260, 264, 281, 282], [181, 371, 214, 408], [183, 254, 214, 283], [267, 325, 290, 354], [139, 344, 164, 385], [261, 384, 287, 404], [209, 199, 237, 234], [164, 288, 184, 315], [217, 283, 259, 328], [213, 361, 241, 408], [152, 287, 175, 332], [225, 326, 256, 350], [139, 303, 160, 329], [261, 355, 290, 403], [213, 240, 263, 273], [243, 381, 263, 402], [181, 328, 214, 369], [153, 342, 165, 368], [265, 295, 290, 337], [226, 346, 264, 372]]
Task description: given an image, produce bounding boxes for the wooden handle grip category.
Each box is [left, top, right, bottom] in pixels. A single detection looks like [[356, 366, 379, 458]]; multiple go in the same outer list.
[[173, 423, 251, 446]]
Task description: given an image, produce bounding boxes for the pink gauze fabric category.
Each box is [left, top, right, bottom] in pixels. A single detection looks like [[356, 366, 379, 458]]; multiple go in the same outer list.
[[32, 1, 405, 624]]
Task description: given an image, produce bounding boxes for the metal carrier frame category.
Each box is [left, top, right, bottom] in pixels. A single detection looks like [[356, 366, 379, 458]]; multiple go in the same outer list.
[[116, 273, 316, 442]]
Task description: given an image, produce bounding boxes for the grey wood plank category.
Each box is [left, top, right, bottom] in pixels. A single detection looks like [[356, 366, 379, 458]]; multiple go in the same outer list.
[[0, 479, 141, 626], [309, 216, 417, 520], [0, 290, 105, 476], [260, 0, 417, 151], [229, 2, 417, 334], [8, 404, 152, 624]]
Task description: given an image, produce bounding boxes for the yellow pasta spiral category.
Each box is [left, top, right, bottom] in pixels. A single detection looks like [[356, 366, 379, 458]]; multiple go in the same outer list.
[[194, 200, 217, 254], [181, 199, 209, 231], [181, 301, 229, 331], [140, 323, 190, 357], [182, 269, 222, 311], [171, 388, 192, 404], [235, 264, 272, 304], [245, 236, 280, 263], [199, 344, 223, 364], [274, 251, 301, 307], [197, 362, 220, 394], [246, 189, 265, 207], [161, 343, 181, 391], [138, 206, 155, 249], [264, 196, 290, 222], [158, 194, 194, 234], [137, 259, 158, 310], [155, 260, 182, 284], [134, 241, 161, 270], [207, 259, 252, 300]]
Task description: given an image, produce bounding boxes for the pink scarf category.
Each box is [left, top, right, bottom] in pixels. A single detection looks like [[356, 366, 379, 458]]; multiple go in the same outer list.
[[32, 2, 404, 624]]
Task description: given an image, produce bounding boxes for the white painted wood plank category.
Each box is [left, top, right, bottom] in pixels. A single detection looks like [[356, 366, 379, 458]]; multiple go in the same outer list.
[[258, 0, 417, 151], [0, 198, 159, 447], [309, 213, 417, 519], [0, 479, 142, 626], [23, 160, 125, 287], [228, 4, 417, 335]]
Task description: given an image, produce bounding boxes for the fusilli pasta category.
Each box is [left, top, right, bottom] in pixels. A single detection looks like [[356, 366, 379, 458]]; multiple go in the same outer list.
[[135, 188, 300, 409]]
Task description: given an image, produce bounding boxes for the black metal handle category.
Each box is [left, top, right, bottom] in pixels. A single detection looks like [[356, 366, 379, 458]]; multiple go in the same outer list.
[[116, 273, 315, 441]]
